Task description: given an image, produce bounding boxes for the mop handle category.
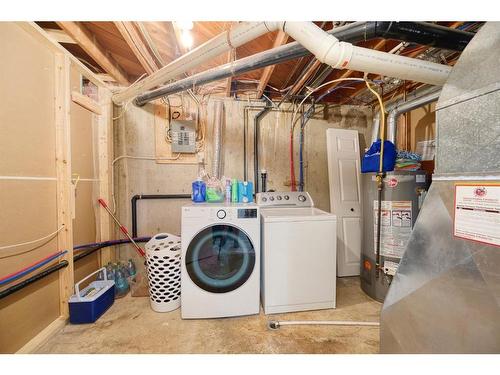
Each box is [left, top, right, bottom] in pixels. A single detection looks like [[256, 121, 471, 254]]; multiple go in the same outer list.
[[98, 199, 145, 257]]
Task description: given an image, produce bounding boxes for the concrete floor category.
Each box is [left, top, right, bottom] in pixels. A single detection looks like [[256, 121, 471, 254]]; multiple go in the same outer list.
[[36, 277, 381, 354]]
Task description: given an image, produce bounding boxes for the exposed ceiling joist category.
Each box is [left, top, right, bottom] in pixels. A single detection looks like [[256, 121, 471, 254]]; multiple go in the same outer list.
[[114, 21, 159, 75], [170, 21, 189, 56], [56, 21, 129, 85], [256, 30, 289, 98], [288, 59, 322, 97], [45, 28, 76, 44]]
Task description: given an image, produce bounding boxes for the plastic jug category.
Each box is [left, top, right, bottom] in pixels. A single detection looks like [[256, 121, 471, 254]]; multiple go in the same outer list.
[[192, 179, 206, 202], [238, 181, 254, 203]]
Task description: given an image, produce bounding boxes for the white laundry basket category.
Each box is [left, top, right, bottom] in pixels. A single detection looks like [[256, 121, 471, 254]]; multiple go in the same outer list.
[[145, 233, 182, 312]]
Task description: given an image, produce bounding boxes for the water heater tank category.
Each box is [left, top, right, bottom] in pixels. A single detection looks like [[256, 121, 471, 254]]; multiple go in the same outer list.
[[361, 170, 430, 302]]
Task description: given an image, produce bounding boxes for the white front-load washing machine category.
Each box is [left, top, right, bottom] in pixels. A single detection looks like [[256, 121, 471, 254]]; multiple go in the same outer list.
[[181, 203, 260, 319]]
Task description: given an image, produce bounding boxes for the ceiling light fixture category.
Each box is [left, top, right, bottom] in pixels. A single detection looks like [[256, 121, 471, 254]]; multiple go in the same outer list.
[[176, 21, 194, 31], [180, 30, 193, 49]]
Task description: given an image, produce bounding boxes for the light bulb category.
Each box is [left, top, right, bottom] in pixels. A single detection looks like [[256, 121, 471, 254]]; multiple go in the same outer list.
[[176, 21, 194, 30], [180, 30, 193, 49]]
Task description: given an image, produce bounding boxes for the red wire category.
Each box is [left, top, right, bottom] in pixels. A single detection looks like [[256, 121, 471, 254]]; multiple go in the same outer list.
[[0, 250, 63, 281]]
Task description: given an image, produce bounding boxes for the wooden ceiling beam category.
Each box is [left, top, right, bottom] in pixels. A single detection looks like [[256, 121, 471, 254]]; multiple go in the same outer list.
[[44, 28, 76, 44], [56, 22, 129, 85], [114, 21, 159, 75], [256, 30, 289, 98], [170, 21, 189, 56], [288, 59, 322, 97]]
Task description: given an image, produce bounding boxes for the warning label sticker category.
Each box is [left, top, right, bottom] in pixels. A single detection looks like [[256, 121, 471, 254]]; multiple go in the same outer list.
[[454, 184, 500, 247], [374, 201, 412, 259]]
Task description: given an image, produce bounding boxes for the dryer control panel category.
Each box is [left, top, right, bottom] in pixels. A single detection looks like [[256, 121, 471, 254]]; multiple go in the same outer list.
[[256, 191, 314, 207]]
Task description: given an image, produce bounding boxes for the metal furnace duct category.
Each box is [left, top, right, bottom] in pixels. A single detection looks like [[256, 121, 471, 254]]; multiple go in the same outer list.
[[380, 22, 500, 353]]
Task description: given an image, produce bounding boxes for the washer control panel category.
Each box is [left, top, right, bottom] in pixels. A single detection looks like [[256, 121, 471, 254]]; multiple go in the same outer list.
[[256, 192, 314, 207]]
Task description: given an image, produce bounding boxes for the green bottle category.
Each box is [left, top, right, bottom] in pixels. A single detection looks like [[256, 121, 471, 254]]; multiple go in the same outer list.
[[231, 179, 238, 203]]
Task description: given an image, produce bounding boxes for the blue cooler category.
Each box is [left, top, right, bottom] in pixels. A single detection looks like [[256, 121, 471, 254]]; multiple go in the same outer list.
[[69, 267, 115, 324]]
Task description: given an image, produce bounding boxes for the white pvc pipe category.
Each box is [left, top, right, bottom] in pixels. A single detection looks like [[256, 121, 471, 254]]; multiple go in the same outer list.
[[113, 22, 278, 104], [283, 22, 451, 86], [269, 320, 380, 329], [121, 21, 452, 106]]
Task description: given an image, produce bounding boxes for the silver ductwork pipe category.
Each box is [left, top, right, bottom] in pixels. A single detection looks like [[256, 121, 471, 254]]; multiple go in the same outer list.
[[211, 101, 224, 179], [386, 89, 441, 144], [370, 86, 441, 145]]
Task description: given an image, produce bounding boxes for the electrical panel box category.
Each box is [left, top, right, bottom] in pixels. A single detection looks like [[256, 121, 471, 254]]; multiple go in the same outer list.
[[170, 120, 196, 153]]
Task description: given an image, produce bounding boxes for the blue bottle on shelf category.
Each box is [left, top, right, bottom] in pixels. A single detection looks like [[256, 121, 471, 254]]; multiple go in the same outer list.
[[238, 181, 254, 203], [192, 179, 206, 203]]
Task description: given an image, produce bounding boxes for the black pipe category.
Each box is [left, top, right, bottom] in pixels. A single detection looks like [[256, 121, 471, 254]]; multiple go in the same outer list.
[[261, 170, 267, 193], [74, 237, 151, 263], [0, 261, 69, 300], [375, 174, 385, 278], [254, 98, 273, 193], [134, 22, 474, 105], [0, 238, 152, 301], [244, 105, 296, 183], [243, 107, 248, 181], [374, 21, 473, 51], [131, 194, 191, 237]]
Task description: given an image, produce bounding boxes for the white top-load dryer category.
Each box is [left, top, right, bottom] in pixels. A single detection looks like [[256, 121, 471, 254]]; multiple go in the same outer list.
[[181, 203, 260, 319], [256, 192, 337, 314]]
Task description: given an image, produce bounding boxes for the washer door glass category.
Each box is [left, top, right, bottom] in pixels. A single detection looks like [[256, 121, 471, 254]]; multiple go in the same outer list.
[[185, 224, 255, 293]]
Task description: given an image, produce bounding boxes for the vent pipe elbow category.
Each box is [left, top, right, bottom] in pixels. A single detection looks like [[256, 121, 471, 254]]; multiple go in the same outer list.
[[264, 21, 284, 32], [284, 22, 451, 87], [387, 88, 441, 144]]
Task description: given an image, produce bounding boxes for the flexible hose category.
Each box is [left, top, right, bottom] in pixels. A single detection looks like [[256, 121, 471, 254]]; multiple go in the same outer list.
[[364, 79, 386, 275], [0, 250, 68, 286], [0, 261, 69, 300], [0, 237, 150, 287], [268, 320, 380, 329]]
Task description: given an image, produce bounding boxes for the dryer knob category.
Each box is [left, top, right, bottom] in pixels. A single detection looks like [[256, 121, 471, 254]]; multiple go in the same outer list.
[[216, 209, 226, 219], [298, 194, 307, 202]]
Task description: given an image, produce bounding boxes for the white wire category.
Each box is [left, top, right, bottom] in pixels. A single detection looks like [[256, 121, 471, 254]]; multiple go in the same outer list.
[[111, 154, 181, 213], [0, 225, 65, 251], [290, 77, 368, 131]]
